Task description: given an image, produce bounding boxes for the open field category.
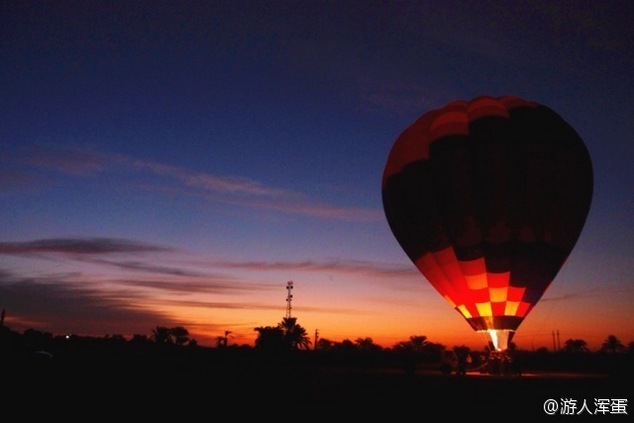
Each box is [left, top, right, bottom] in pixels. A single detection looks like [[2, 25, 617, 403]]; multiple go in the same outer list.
[[3, 349, 630, 419]]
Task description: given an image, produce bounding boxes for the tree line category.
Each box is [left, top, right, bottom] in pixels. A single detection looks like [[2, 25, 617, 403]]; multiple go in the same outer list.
[[2, 314, 632, 358]]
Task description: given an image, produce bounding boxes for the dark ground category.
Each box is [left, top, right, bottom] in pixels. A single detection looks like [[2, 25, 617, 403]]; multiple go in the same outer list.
[[3, 351, 630, 420]]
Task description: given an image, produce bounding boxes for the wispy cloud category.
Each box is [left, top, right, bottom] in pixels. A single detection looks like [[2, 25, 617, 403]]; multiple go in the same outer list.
[[539, 285, 632, 303], [153, 297, 366, 316], [0, 237, 417, 291], [112, 277, 275, 295], [226, 198, 384, 221], [84, 258, 206, 277], [0, 237, 173, 255], [0, 271, 174, 336], [209, 258, 417, 278], [0, 234, 421, 293], [126, 159, 288, 197], [20, 145, 112, 176], [10, 145, 382, 221]]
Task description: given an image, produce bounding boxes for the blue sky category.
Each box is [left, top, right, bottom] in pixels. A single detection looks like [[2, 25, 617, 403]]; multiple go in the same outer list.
[[1, 1, 632, 350]]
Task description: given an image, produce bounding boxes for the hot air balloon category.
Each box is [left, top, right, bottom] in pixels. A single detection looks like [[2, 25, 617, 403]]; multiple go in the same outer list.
[[382, 96, 593, 353]]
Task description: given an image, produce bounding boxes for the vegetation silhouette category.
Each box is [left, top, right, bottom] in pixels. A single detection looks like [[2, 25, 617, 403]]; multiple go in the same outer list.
[[254, 316, 311, 353], [1, 314, 632, 410]]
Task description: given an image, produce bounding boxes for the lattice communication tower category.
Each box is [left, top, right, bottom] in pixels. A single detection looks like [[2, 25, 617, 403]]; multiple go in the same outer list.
[[286, 280, 293, 318]]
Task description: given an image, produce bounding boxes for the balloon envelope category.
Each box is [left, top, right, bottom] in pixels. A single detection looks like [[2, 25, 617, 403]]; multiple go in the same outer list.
[[382, 96, 593, 350]]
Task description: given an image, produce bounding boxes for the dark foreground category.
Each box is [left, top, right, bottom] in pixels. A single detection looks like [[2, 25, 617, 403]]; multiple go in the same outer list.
[[3, 350, 630, 420]]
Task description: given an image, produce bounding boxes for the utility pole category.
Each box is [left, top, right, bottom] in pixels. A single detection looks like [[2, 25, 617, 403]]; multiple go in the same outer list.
[[314, 329, 319, 350], [552, 329, 562, 351]]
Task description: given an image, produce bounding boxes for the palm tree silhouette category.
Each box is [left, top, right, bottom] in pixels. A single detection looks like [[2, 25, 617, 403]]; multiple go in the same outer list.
[[171, 326, 190, 346], [600, 335, 625, 353], [254, 325, 286, 351], [278, 317, 311, 350], [151, 326, 173, 344], [562, 338, 590, 353]]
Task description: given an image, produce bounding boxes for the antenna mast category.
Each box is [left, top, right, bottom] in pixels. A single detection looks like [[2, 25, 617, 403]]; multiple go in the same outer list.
[[285, 280, 293, 318]]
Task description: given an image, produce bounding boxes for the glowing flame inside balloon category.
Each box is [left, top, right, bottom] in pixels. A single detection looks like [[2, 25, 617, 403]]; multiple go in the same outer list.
[[381, 96, 593, 351]]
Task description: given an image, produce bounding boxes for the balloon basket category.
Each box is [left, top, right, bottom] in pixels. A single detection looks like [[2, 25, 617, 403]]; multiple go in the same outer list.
[[481, 349, 522, 376]]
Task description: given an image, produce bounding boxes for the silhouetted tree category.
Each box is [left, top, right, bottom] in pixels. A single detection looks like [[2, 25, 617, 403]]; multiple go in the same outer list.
[[316, 338, 335, 351], [354, 337, 382, 352], [600, 335, 625, 354], [393, 336, 424, 352], [278, 317, 311, 350], [254, 325, 287, 351], [409, 335, 429, 351], [131, 334, 150, 343], [151, 326, 173, 344], [130, 334, 151, 350], [338, 339, 358, 352], [421, 341, 447, 360], [216, 330, 231, 348], [22, 328, 54, 348], [392, 336, 431, 375], [149, 326, 193, 346], [171, 326, 190, 346], [562, 338, 589, 353]]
